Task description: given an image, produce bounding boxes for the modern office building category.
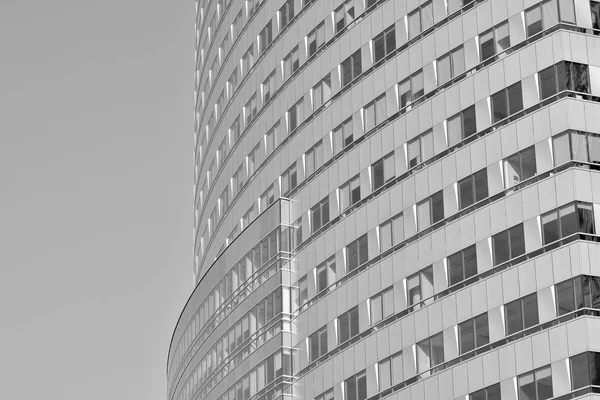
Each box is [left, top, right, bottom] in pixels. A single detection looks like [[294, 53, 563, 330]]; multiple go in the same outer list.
[[168, 0, 600, 400]]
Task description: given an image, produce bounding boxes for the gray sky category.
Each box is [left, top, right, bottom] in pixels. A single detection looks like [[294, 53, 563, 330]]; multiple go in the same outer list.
[[0, 1, 193, 399]]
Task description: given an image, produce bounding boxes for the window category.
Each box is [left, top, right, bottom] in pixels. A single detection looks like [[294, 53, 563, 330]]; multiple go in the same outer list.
[[555, 277, 583, 316], [417, 191, 444, 230], [364, 94, 387, 132], [540, 61, 590, 100], [470, 383, 501, 400], [479, 22, 510, 61], [247, 144, 260, 177], [407, 266, 434, 307], [518, 366, 553, 400], [288, 98, 303, 131], [347, 234, 368, 272], [281, 163, 297, 196], [345, 371, 367, 400], [399, 77, 412, 109], [262, 70, 276, 103], [260, 184, 275, 211], [458, 169, 489, 209], [565, 61, 591, 94], [335, 0, 355, 33], [373, 26, 396, 63], [242, 46, 254, 76], [309, 327, 328, 362], [437, 46, 466, 86], [338, 306, 359, 343], [570, 352, 600, 389], [340, 175, 361, 211], [372, 153, 395, 190], [230, 117, 241, 143], [308, 22, 325, 57], [492, 224, 525, 265], [333, 117, 354, 153], [448, 245, 478, 286], [279, 0, 294, 29], [371, 287, 394, 324], [543, 202, 596, 244], [341, 50, 362, 87], [411, 70, 425, 100], [491, 82, 523, 122], [283, 46, 300, 80], [259, 21, 273, 54], [447, 105, 477, 146], [315, 389, 334, 400], [298, 275, 308, 306], [316, 257, 335, 293], [417, 332, 444, 373], [408, 3, 432, 40], [311, 197, 329, 232], [313, 74, 332, 109], [503, 146, 536, 188], [554, 131, 600, 166], [506, 293, 539, 335], [244, 93, 257, 125], [458, 313, 489, 354], [265, 125, 279, 156], [305, 140, 323, 177], [228, 68, 239, 99]]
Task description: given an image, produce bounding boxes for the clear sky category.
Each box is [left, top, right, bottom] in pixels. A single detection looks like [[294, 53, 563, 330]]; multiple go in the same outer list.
[[0, 1, 193, 399]]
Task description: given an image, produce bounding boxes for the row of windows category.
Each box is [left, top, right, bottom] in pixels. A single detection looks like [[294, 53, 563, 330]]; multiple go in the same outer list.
[[310, 350, 600, 400], [197, 0, 583, 210], [172, 229, 282, 377], [293, 199, 596, 358], [198, 46, 596, 324], [198, 0, 541, 198], [196, 17, 589, 256]]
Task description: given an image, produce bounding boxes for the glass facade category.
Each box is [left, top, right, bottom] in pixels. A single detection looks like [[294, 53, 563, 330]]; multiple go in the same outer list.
[[172, 1, 600, 400]]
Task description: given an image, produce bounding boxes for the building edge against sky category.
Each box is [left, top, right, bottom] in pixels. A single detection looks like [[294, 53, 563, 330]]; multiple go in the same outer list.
[[168, 0, 600, 400]]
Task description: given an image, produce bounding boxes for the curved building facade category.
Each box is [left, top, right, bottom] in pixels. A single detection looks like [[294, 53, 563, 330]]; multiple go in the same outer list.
[[169, 1, 600, 400]]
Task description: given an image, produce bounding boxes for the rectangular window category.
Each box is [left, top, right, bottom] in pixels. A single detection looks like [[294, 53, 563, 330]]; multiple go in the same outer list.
[[399, 77, 412, 109], [458, 169, 489, 209], [283, 46, 300, 80], [503, 146, 537, 188], [373, 26, 396, 63], [311, 197, 329, 233], [298, 275, 308, 307], [448, 106, 477, 146], [417, 332, 444, 373], [506, 293, 539, 335], [459, 313, 489, 354], [313, 74, 331, 109], [308, 22, 325, 57], [347, 234, 368, 272], [340, 175, 361, 211], [259, 21, 273, 54], [345, 371, 367, 400], [316, 257, 335, 293], [279, 0, 294, 29], [262, 70, 276, 103], [333, 117, 354, 153], [526, 5, 544, 37], [341, 50, 362, 87], [493, 223, 526, 265], [372, 152, 394, 191], [470, 384, 501, 400], [407, 266, 434, 307], [570, 352, 600, 389], [335, 0, 355, 33], [448, 245, 478, 286], [539, 62, 569, 100], [518, 366, 553, 400], [338, 306, 359, 343], [309, 326, 328, 362]]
